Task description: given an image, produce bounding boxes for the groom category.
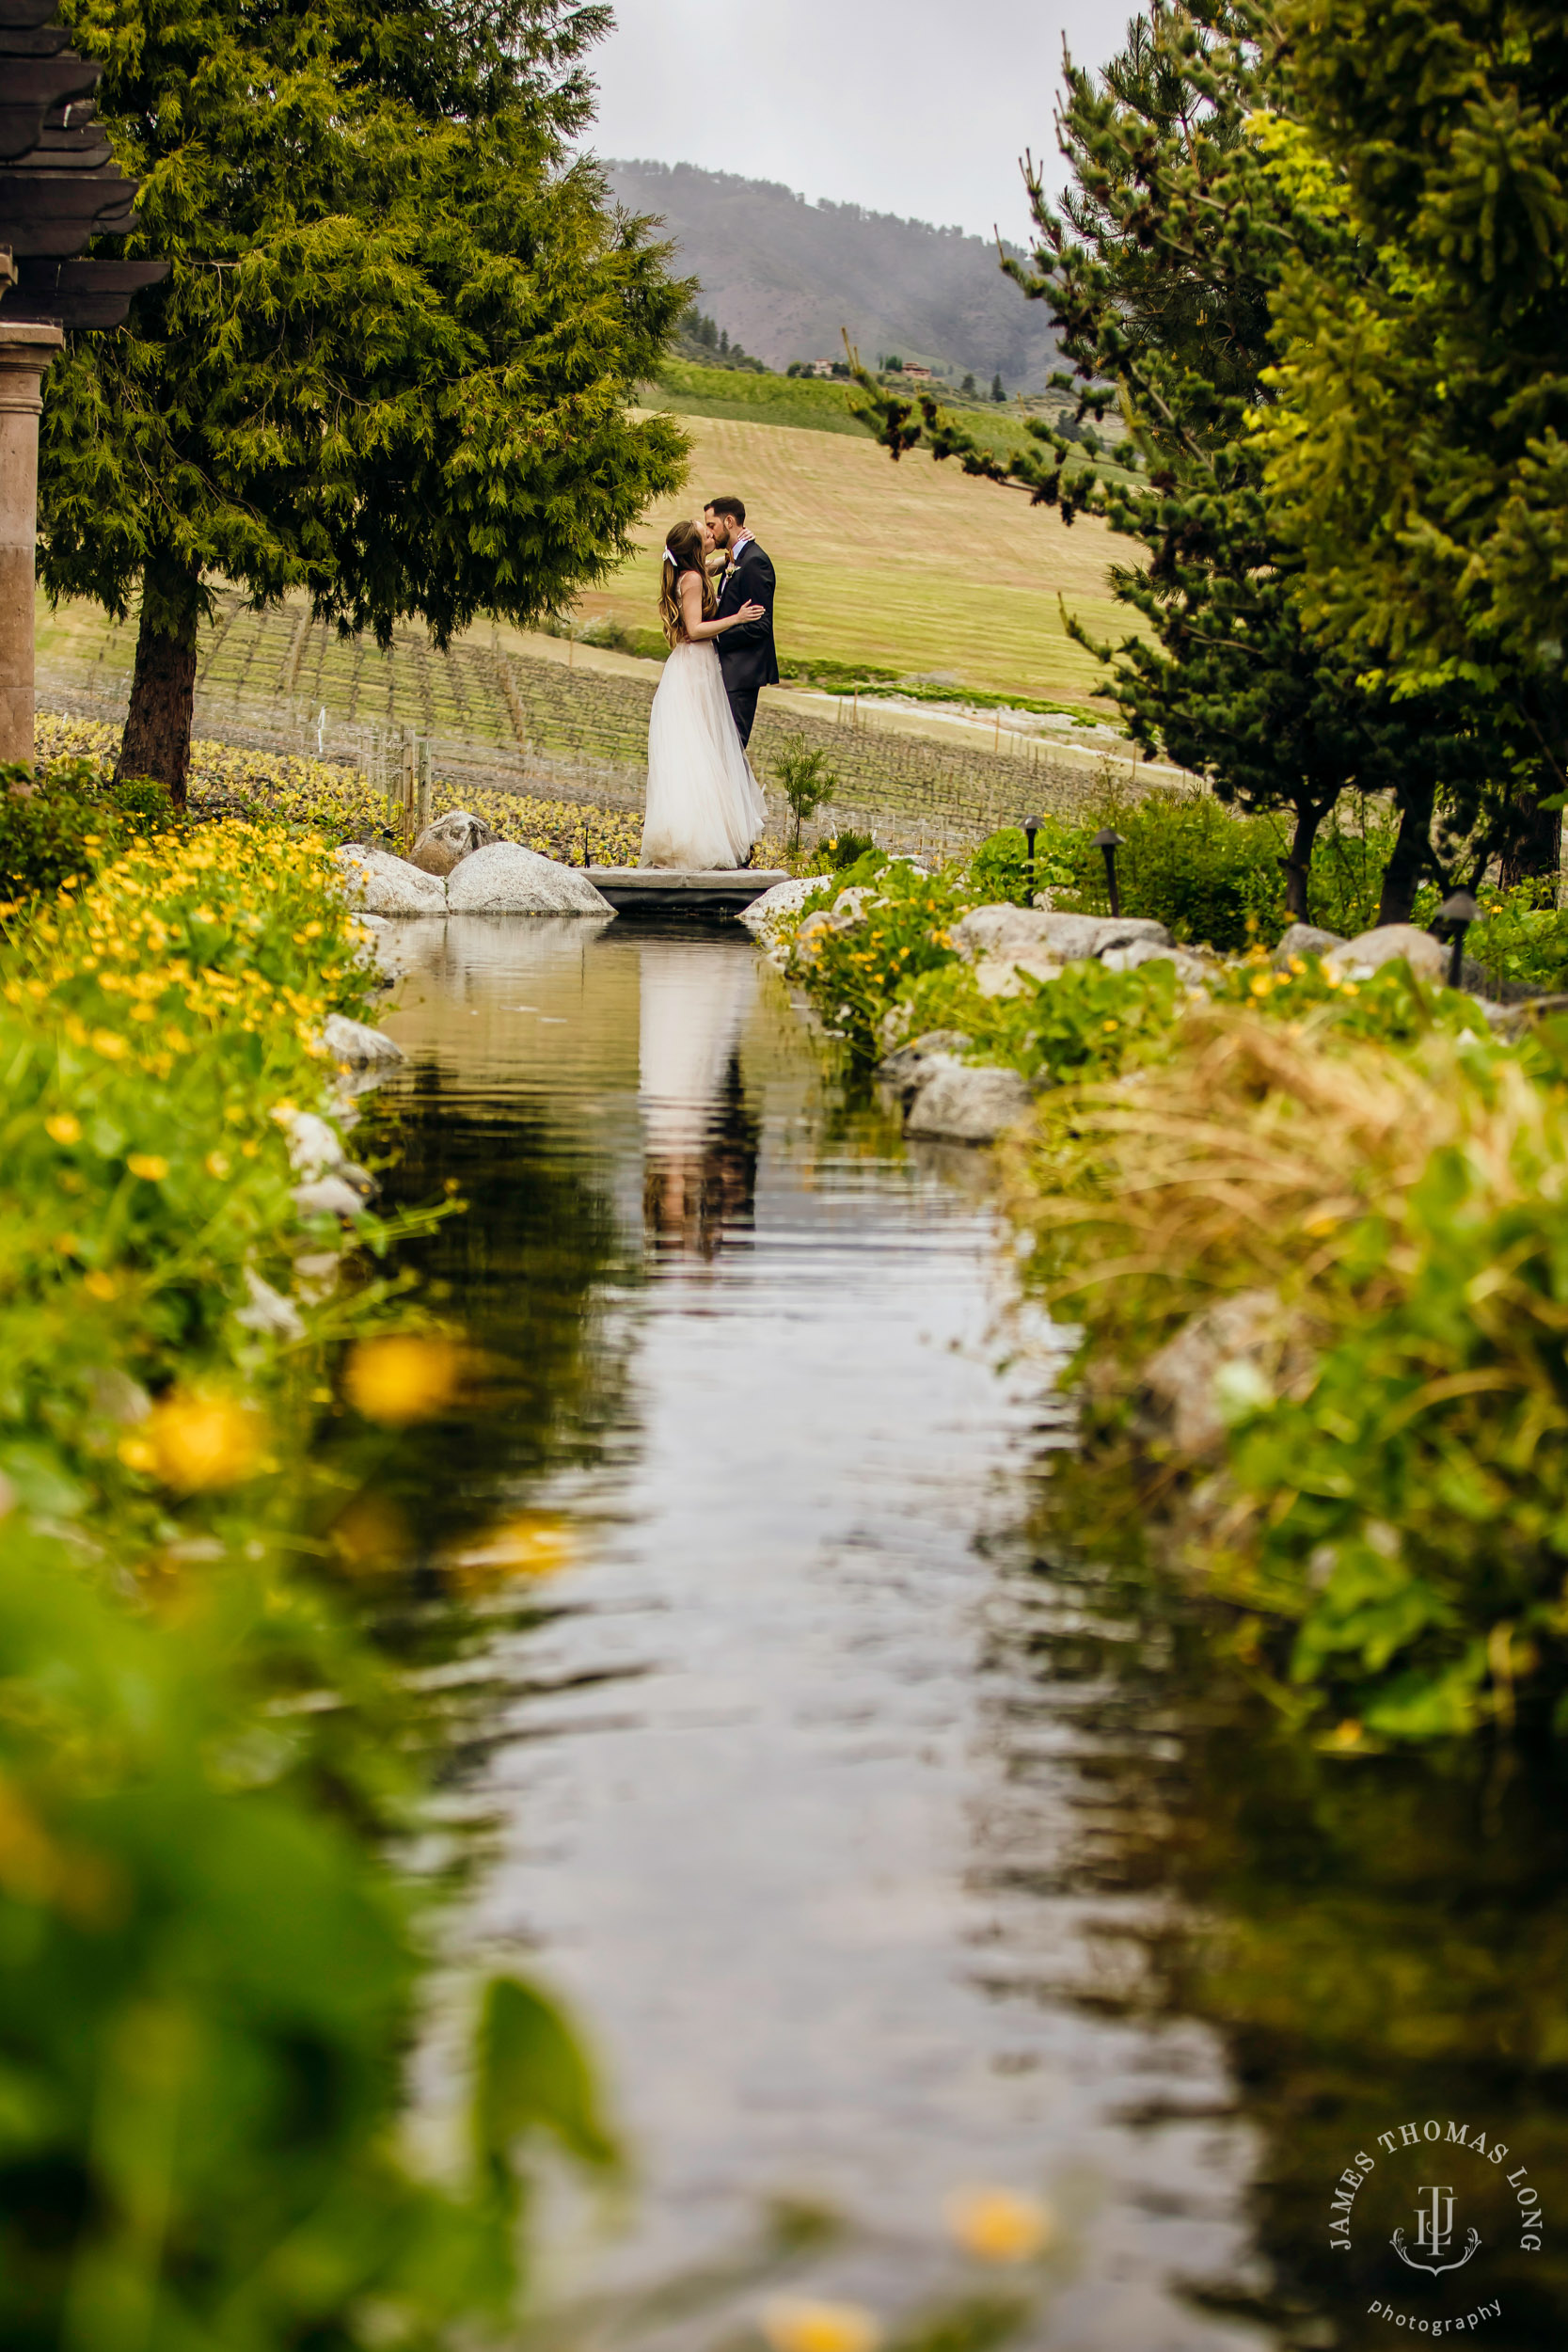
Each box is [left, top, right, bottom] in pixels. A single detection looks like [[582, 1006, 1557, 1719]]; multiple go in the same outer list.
[[705, 495, 778, 749]]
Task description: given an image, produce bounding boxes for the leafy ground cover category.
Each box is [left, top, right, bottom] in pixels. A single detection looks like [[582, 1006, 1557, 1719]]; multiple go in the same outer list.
[[35, 712, 650, 865], [778, 814, 1568, 1747], [0, 779, 614, 2347]]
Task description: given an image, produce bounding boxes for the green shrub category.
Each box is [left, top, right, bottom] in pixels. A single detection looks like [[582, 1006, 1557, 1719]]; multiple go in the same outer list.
[[790, 856, 963, 1048], [0, 1515, 614, 2352], [1058, 786, 1288, 949], [1009, 1003, 1568, 1743], [771, 737, 840, 850], [900, 951, 1182, 1082], [1464, 883, 1568, 996], [824, 827, 879, 870], [1302, 795, 1403, 937], [0, 818, 615, 2346], [578, 614, 669, 662], [0, 760, 177, 908], [962, 822, 1079, 909]]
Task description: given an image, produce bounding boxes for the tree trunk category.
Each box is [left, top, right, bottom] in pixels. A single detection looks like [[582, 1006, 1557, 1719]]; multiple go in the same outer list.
[[1278, 795, 1331, 922], [1375, 774, 1436, 928], [1497, 771, 1563, 897], [116, 564, 201, 807]]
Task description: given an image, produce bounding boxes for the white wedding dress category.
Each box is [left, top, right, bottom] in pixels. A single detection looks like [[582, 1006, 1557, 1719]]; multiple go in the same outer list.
[[641, 640, 768, 870]]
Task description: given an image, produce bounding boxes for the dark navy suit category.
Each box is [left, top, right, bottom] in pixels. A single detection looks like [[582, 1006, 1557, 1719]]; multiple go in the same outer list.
[[714, 536, 779, 749]]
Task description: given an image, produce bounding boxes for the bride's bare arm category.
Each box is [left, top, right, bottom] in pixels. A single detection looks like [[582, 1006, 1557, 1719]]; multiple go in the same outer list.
[[679, 572, 764, 642]]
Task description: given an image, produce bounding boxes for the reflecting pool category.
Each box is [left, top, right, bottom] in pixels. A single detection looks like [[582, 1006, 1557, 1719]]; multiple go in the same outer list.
[[363, 917, 1568, 2352]]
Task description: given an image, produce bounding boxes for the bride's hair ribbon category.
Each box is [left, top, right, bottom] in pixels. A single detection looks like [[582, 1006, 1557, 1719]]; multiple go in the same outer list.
[[662, 548, 677, 566]]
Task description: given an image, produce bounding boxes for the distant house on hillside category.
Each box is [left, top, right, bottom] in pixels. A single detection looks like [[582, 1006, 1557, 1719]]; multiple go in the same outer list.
[[901, 362, 934, 380], [807, 359, 837, 377]]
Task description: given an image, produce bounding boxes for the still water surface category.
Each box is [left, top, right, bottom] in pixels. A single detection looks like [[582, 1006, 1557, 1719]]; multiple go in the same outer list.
[[368, 917, 1568, 2352]]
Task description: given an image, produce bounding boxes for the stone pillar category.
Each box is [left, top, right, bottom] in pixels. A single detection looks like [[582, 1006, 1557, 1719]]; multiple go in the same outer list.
[[0, 321, 64, 770]]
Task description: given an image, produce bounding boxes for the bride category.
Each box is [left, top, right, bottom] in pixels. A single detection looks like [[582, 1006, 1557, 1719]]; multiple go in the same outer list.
[[640, 518, 768, 870]]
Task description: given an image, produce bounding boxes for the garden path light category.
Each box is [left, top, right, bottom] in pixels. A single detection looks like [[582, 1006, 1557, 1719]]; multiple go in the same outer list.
[[1093, 827, 1125, 917], [1435, 889, 1479, 990]]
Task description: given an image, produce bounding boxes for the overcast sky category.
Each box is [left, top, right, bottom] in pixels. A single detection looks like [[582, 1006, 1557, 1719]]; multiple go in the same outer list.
[[587, 1, 1131, 246]]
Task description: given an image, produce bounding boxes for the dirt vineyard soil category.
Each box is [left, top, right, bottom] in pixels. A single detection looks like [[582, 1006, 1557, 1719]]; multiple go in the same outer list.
[[39, 591, 1141, 854]]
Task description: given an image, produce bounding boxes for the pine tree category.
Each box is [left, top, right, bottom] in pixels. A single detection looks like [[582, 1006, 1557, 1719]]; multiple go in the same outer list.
[[990, 373, 1005, 402], [42, 0, 690, 800], [852, 5, 1525, 919], [1258, 0, 1568, 883]]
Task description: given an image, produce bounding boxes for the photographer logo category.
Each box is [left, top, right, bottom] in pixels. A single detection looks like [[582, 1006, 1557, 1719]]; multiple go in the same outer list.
[[1391, 2185, 1479, 2278], [1324, 2117, 1542, 2332]]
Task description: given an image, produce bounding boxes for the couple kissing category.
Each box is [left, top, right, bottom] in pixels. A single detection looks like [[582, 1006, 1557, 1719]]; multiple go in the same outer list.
[[639, 495, 779, 873]]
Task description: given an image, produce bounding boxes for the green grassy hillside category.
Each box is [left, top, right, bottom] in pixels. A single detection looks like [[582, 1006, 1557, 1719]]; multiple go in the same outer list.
[[588, 410, 1126, 704], [646, 358, 1069, 465], [645, 358, 873, 437]]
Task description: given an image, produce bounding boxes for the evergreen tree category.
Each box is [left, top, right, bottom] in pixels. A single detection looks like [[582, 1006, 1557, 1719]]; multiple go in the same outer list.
[[42, 0, 689, 799], [1259, 0, 1568, 882], [990, 372, 1005, 402], [853, 5, 1524, 919]]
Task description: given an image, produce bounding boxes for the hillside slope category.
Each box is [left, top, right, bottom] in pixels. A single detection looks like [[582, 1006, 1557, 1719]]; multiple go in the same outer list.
[[607, 159, 1057, 391], [583, 410, 1120, 704]]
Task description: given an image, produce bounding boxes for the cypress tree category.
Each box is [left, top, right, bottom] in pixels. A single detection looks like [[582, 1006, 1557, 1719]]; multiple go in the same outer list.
[[42, 0, 689, 800], [1259, 0, 1568, 884], [855, 5, 1524, 919]]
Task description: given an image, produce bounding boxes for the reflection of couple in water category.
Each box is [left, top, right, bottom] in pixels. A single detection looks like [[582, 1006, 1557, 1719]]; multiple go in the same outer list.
[[638, 945, 758, 1260], [642, 1049, 756, 1260]]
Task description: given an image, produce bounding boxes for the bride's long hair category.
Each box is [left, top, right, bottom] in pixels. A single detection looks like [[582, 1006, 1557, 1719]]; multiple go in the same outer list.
[[657, 518, 717, 647]]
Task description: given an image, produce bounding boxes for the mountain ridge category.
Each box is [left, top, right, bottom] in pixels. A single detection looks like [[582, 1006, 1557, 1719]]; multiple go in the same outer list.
[[606, 159, 1058, 392]]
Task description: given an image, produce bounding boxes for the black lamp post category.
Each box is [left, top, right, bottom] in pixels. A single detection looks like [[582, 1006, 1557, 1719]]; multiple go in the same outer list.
[[1022, 816, 1040, 891], [1093, 827, 1126, 917], [1435, 888, 1479, 989]]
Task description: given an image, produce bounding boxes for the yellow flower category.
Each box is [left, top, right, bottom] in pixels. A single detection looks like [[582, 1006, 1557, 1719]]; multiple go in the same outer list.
[[84, 1270, 119, 1301], [117, 1435, 157, 1472], [344, 1336, 464, 1424], [1249, 974, 1273, 997], [945, 2186, 1055, 2264], [205, 1150, 231, 1179], [468, 1514, 575, 1580], [127, 1153, 168, 1182], [144, 1391, 264, 1491], [45, 1114, 82, 1146], [91, 1028, 128, 1059], [761, 2302, 880, 2352]]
